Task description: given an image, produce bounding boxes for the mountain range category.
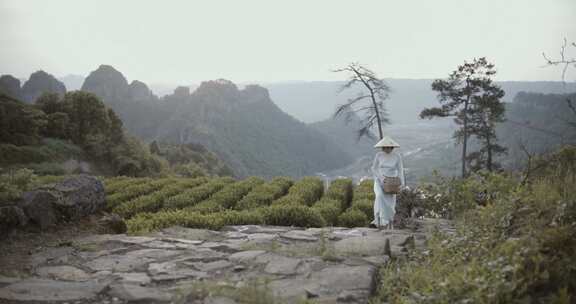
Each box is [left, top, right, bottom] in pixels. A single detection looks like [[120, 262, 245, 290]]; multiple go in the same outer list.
[[2, 67, 575, 180]]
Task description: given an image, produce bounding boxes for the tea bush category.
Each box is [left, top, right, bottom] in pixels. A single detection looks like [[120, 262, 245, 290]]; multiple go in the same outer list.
[[337, 208, 369, 228], [350, 199, 372, 219], [324, 178, 353, 209], [235, 177, 293, 210], [112, 178, 207, 218], [127, 210, 224, 234], [219, 209, 265, 226], [205, 177, 264, 209], [312, 198, 342, 226], [106, 178, 179, 209], [162, 177, 233, 210], [352, 179, 375, 202], [263, 204, 326, 228]]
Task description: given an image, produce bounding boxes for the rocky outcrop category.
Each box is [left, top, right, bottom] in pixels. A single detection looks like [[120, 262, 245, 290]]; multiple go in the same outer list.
[[21, 70, 66, 103], [0, 205, 28, 234], [0, 75, 22, 100], [19, 175, 106, 229], [0, 220, 453, 303]]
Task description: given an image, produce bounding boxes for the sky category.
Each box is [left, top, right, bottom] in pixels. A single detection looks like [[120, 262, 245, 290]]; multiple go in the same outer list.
[[1, 0, 575, 85]]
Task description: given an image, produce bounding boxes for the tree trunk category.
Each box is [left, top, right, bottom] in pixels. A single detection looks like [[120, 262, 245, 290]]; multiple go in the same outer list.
[[486, 135, 493, 172], [372, 94, 384, 139]]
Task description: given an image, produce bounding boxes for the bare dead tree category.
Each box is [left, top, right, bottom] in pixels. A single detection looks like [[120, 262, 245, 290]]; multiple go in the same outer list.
[[543, 38, 576, 82], [543, 38, 576, 131], [333, 63, 390, 140]]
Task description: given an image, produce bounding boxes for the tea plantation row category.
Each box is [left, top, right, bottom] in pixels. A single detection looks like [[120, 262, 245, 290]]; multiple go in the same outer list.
[[103, 176, 376, 233]]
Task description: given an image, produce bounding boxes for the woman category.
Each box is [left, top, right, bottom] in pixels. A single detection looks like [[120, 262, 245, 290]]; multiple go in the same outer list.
[[370, 136, 405, 229]]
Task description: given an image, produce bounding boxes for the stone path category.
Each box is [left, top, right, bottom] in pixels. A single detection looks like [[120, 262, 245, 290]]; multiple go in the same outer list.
[[0, 219, 451, 304]]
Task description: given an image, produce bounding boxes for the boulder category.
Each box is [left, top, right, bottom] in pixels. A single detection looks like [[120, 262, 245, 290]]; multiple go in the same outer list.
[[0, 205, 28, 234], [19, 175, 105, 229], [97, 213, 127, 234]]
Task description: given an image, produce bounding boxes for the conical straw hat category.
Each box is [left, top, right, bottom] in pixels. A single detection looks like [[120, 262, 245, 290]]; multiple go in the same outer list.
[[374, 136, 400, 148]]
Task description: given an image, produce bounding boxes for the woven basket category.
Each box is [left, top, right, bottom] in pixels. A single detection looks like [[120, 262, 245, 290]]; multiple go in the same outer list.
[[382, 176, 401, 194]]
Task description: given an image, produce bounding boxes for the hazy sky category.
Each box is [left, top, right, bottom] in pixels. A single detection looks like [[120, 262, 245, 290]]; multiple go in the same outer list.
[[1, 0, 575, 85]]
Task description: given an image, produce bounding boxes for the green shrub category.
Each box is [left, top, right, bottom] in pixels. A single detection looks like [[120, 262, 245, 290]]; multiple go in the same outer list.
[[280, 176, 324, 206], [206, 176, 264, 209], [375, 146, 576, 303], [0, 168, 37, 204], [218, 209, 265, 226], [127, 210, 224, 234], [235, 177, 293, 210], [270, 194, 306, 207], [105, 177, 151, 195], [162, 177, 233, 210], [325, 178, 353, 209], [337, 208, 369, 228], [352, 179, 375, 202], [185, 200, 225, 214], [350, 199, 372, 219], [312, 198, 342, 226], [263, 204, 326, 228], [113, 178, 207, 218], [106, 178, 177, 209]]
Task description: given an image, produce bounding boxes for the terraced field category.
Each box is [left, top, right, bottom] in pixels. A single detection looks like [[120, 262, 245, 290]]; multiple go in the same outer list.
[[103, 176, 375, 233]]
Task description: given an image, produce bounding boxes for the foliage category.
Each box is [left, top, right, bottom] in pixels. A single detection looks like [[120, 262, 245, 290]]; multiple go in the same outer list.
[[162, 177, 234, 210], [127, 210, 224, 234], [106, 178, 179, 209], [337, 208, 369, 228], [0, 91, 168, 177], [352, 179, 375, 202], [350, 199, 372, 219], [203, 177, 264, 209], [157, 142, 234, 177], [418, 171, 517, 219], [0, 169, 37, 204], [219, 209, 265, 226], [375, 146, 576, 303], [112, 178, 207, 218], [263, 204, 326, 228], [420, 57, 505, 177], [271, 176, 323, 207], [312, 198, 342, 226], [324, 178, 353, 210], [235, 177, 293, 210]]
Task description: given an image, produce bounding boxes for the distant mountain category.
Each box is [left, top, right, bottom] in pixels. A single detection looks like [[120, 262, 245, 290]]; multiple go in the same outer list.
[[76, 66, 353, 177], [309, 113, 375, 159], [0, 71, 67, 103], [155, 80, 352, 178], [265, 80, 576, 124], [81, 65, 170, 139]]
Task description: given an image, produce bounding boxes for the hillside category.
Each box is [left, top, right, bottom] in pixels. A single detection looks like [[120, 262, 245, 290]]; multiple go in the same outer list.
[[155, 80, 352, 178]]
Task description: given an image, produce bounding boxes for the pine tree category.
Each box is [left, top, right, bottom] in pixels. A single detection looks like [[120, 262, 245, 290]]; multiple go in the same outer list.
[[420, 57, 502, 177]]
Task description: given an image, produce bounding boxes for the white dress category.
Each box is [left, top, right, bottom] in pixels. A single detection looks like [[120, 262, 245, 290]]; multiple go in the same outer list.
[[370, 151, 405, 227]]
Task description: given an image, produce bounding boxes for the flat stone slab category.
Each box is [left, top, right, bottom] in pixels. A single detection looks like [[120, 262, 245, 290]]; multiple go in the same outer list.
[[36, 265, 91, 281], [281, 230, 319, 242], [2, 222, 444, 304], [109, 282, 171, 302], [0, 279, 107, 302], [264, 256, 302, 275], [334, 235, 399, 256], [228, 250, 266, 263], [189, 260, 233, 272]]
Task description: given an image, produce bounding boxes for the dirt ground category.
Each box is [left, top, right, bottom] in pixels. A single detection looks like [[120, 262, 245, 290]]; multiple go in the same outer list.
[[0, 215, 103, 277]]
